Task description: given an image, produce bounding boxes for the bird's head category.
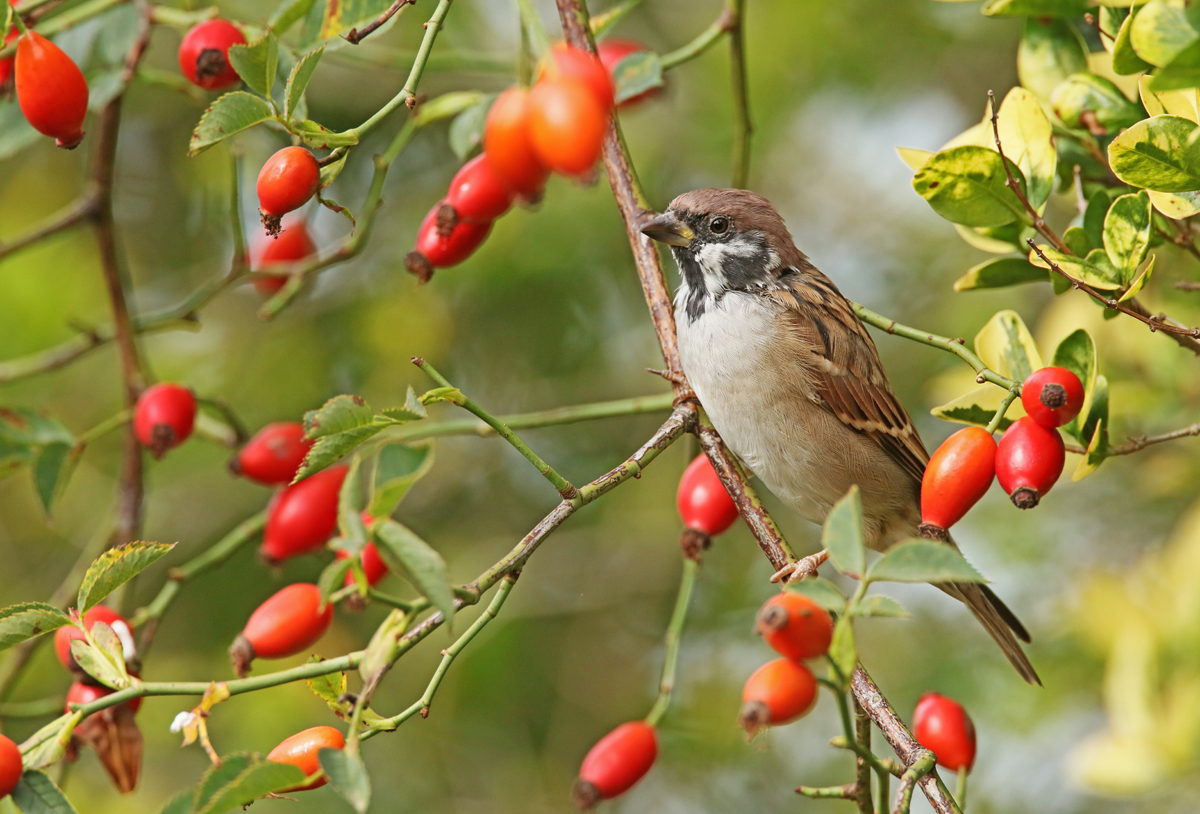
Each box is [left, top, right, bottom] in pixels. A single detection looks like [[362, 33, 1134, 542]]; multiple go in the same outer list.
[[640, 189, 803, 309]]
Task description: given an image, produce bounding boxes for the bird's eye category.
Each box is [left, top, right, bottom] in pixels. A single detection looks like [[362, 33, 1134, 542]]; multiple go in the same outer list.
[[709, 216, 730, 234]]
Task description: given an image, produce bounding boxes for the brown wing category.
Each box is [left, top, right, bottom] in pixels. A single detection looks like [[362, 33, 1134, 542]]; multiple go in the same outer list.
[[767, 268, 929, 484]]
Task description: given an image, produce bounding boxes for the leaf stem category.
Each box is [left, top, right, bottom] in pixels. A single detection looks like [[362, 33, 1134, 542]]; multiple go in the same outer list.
[[659, 9, 735, 69], [644, 557, 698, 727], [984, 387, 1020, 435], [955, 766, 968, 811]]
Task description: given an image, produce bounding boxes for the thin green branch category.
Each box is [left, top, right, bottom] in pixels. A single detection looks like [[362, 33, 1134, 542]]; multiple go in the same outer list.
[[726, 0, 751, 188], [0, 193, 98, 262], [74, 408, 132, 447], [413, 358, 578, 500], [955, 766, 968, 811], [659, 9, 735, 69], [893, 752, 937, 814], [796, 784, 858, 799], [644, 557, 698, 727], [0, 698, 64, 719], [984, 387, 1019, 435]]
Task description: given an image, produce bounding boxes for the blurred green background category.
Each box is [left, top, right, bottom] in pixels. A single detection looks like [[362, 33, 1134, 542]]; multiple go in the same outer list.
[[2, 0, 1200, 812]]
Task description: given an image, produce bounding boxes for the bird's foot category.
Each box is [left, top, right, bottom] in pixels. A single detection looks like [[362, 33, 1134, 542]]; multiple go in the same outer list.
[[646, 367, 697, 406], [769, 549, 829, 584]]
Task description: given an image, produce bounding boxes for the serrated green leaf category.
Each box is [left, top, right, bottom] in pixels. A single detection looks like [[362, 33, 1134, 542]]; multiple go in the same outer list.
[[1052, 328, 1098, 443], [784, 577, 846, 611], [306, 658, 349, 714], [33, 442, 78, 516], [612, 51, 663, 105], [194, 755, 254, 812], [189, 92, 275, 155], [159, 789, 194, 814], [270, 0, 319, 33], [1018, 17, 1089, 100], [194, 755, 307, 814], [1050, 73, 1145, 133], [983, 0, 1089, 17], [11, 770, 78, 814], [320, 748, 371, 813], [975, 310, 1044, 383], [297, 426, 385, 482], [1107, 115, 1200, 192], [1130, 0, 1199, 68], [868, 540, 987, 584], [997, 86, 1057, 208], [828, 616, 856, 681], [285, 46, 324, 121], [448, 96, 494, 161], [292, 119, 359, 149], [912, 146, 1029, 228], [1028, 246, 1126, 290], [77, 541, 174, 612], [228, 33, 278, 98], [0, 602, 71, 651], [369, 442, 434, 519], [954, 257, 1047, 291], [1104, 190, 1154, 279], [850, 596, 910, 618], [822, 486, 865, 579], [0, 99, 43, 161], [305, 396, 375, 439], [374, 520, 454, 627]]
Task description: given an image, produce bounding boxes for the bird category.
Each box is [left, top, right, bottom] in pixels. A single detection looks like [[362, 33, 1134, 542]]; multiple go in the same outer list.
[[640, 188, 1039, 686]]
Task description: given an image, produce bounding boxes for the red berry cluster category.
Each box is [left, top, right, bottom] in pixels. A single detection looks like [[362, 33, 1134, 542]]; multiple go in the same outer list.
[[405, 43, 627, 283], [740, 592, 831, 736], [912, 692, 976, 773], [920, 366, 1084, 535]]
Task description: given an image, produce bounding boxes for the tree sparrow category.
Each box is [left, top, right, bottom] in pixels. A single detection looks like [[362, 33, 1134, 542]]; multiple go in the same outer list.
[[642, 188, 1038, 685]]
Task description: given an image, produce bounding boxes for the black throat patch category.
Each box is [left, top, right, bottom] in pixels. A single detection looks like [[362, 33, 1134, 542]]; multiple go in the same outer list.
[[671, 248, 709, 322]]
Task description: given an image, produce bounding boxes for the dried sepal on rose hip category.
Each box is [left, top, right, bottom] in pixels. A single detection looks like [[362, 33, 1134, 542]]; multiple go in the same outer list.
[[755, 592, 833, 660], [676, 454, 739, 559], [919, 426, 997, 535], [260, 464, 348, 563], [571, 721, 657, 810], [133, 383, 197, 459], [266, 725, 345, 791], [230, 421, 313, 485], [177, 20, 246, 91], [404, 201, 492, 283], [1021, 366, 1085, 429], [0, 734, 22, 799], [738, 658, 818, 737], [257, 147, 321, 237], [16, 31, 89, 149], [65, 680, 144, 793], [912, 692, 976, 773], [229, 583, 334, 677], [996, 416, 1065, 510]]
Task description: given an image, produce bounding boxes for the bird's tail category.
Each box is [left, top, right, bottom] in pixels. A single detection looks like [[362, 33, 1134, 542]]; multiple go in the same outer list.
[[940, 580, 1041, 686]]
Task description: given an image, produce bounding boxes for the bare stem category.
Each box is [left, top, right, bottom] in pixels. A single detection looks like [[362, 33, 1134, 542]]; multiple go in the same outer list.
[[644, 557, 698, 727], [659, 8, 735, 70], [726, 0, 751, 188]]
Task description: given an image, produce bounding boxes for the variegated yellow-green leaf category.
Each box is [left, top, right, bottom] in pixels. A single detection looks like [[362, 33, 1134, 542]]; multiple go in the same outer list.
[[1130, 0, 1199, 68], [1018, 17, 1089, 100], [997, 86, 1057, 207], [896, 146, 933, 172], [1148, 189, 1200, 217], [1107, 115, 1200, 193], [77, 541, 175, 612], [1028, 246, 1125, 290], [1049, 73, 1145, 133], [975, 310, 1044, 382], [912, 146, 1029, 228], [932, 384, 1019, 429], [1118, 254, 1155, 302], [1103, 190, 1153, 279], [1073, 418, 1109, 481], [954, 257, 1047, 291]]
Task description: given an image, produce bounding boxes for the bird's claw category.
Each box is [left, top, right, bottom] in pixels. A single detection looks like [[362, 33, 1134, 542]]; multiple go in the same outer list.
[[769, 549, 829, 584]]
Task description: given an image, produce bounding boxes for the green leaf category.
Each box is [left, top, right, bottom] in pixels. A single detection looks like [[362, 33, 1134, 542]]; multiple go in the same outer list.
[[318, 552, 355, 607], [227, 32, 278, 98], [374, 520, 454, 627], [271, 0, 319, 36], [69, 630, 129, 690], [414, 91, 487, 127], [1080, 374, 1110, 454], [0, 99, 43, 161], [1149, 188, 1200, 217], [1049, 73, 1146, 133], [591, 0, 641, 38], [1112, 6, 1152, 75], [867, 540, 987, 584], [448, 96, 494, 161], [369, 442, 435, 519], [1028, 246, 1125, 290], [953, 257, 1047, 291], [1103, 190, 1154, 281], [784, 577, 846, 611], [1073, 418, 1110, 481], [931, 384, 1017, 430], [379, 387, 427, 422], [1130, 0, 1199, 68], [1150, 61, 1200, 92], [997, 86, 1057, 208], [983, 0, 1089, 17], [304, 395, 374, 439], [974, 309, 1044, 383], [159, 790, 194, 814], [320, 748, 371, 814], [285, 46, 324, 121], [11, 770, 78, 814], [32, 441, 79, 515], [1118, 254, 1155, 301], [21, 711, 80, 771], [912, 146, 1029, 228], [189, 92, 275, 156], [299, 0, 416, 47], [320, 153, 347, 190], [612, 51, 663, 105], [1063, 226, 1093, 257], [828, 616, 856, 681], [0, 602, 71, 651], [1052, 328, 1098, 442], [849, 596, 910, 618], [822, 486, 866, 579], [292, 119, 359, 149], [193, 754, 307, 814], [77, 541, 174, 612], [1017, 17, 1089, 100], [1107, 115, 1200, 192], [954, 222, 1032, 254], [337, 456, 367, 552], [297, 426, 385, 482]]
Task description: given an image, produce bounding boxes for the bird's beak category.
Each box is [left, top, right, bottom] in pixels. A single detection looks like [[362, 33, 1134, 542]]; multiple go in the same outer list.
[[640, 212, 694, 247]]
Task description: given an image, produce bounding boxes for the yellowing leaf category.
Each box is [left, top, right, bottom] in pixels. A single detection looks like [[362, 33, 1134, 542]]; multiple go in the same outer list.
[[975, 310, 1044, 382]]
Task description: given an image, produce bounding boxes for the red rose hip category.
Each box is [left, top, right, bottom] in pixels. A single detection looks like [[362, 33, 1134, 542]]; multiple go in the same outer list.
[[267, 726, 345, 791], [15, 31, 88, 148], [755, 592, 833, 660], [1021, 367, 1085, 429], [337, 541, 388, 587], [996, 417, 1065, 509], [54, 605, 136, 674], [483, 86, 549, 199], [231, 421, 313, 486], [251, 220, 317, 296], [0, 29, 21, 88], [0, 734, 21, 799], [739, 658, 818, 735], [920, 427, 997, 532], [260, 464, 348, 563], [571, 722, 657, 809], [230, 583, 334, 676], [444, 154, 515, 225], [257, 147, 320, 237], [528, 77, 607, 176], [912, 692, 976, 772], [676, 455, 739, 556], [178, 19, 246, 91], [545, 43, 615, 111], [404, 201, 492, 283], [133, 383, 197, 459]]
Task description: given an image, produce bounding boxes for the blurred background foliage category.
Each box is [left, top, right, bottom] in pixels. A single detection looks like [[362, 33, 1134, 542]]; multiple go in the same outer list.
[[1, 0, 1200, 812]]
